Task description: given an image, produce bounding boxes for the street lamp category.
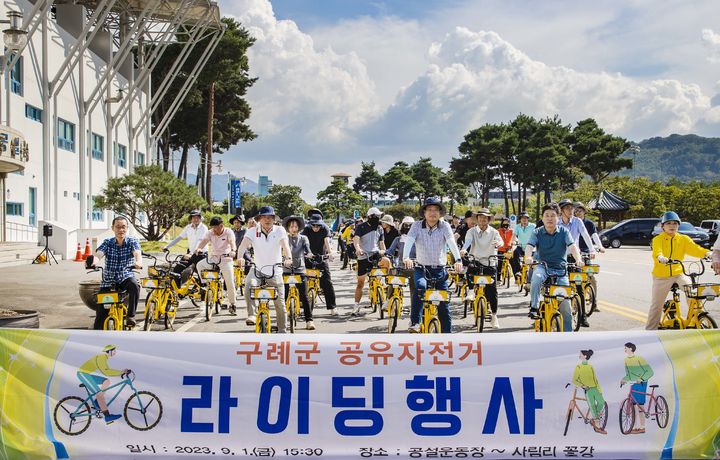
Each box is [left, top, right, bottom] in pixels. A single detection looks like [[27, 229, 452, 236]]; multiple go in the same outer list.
[[2, 11, 27, 52]]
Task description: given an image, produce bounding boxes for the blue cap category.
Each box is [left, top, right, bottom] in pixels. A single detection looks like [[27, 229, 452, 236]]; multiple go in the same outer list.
[[660, 211, 680, 225], [257, 206, 275, 217]]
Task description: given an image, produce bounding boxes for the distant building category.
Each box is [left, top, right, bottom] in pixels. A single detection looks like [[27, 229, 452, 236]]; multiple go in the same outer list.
[[258, 175, 273, 196], [331, 172, 351, 184]]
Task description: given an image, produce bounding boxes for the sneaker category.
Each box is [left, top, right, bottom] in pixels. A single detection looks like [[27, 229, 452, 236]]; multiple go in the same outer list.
[[528, 309, 540, 320], [490, 314, 500, 329], [221, 304, 228, 310], [329, 308, 339, 316], [105, 413, 122, 425], [408, 323, 421, 333], [124, 318, 136, 328], [351, 305, 364, 317], [306, 321, 316, 330], [229, 305, 237, 316], [246, 315, 256, 326]]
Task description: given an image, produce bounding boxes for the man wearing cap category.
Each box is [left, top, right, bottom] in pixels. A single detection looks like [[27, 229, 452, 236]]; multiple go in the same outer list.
[[302, 213, 338, 315], [454, 210, 476, 248], [380, 214, 399, 249], [513, 211, 536, 282], [403, 197, 463, 333], [460, 208, 503, 328], [165, 209, 208, 280], [237, 206, 293, 331], [352, 207, 391, 316], [574, 202, 604, 315], [195, 216, 238, 314], [230, 215, 252, 271]]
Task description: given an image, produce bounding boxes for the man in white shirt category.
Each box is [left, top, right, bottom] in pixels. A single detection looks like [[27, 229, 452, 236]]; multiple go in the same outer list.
[[194, 216, 237, 314], [237, 206, 293, 332], [164, 209, 208, 280]]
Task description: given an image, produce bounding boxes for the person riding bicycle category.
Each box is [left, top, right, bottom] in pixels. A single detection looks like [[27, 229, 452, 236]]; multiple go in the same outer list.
[[460, 208, 503, 329], [340, 219, 355, 269], [647, 211, 712, 330], [88, 216, 142, 329], [237, 206, 293, 331], [352, 207, 392, 316], [76, 344, 129, 425], [454, 210, 476, 247], [164, 209, 208, 280], [387, 216, 416, 266], [557, 199, 596, 262], [381, 214, 399, 250], [194, 216, 238, 315], [403, 197, 463, 333], [572, 349, 607, 434], [497, 217, 518, 277], [302, 214, 339, 316], [512, 211, 536, 283], [620, 342, 654, 434], [283, 216, 315, 330], [573, 202, 604, 315], [524, 203, 585, 331]]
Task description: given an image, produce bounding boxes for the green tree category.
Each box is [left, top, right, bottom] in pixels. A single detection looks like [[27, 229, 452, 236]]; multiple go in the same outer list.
[[570, 118, 632, 183], [353, 162, 384, 202], [384, 161, 422, 203], [316, 181, 365, 220], [440, 171, 469, 216], [411, 157, 444, 202], [94, 165, 206, 241], [267, 184, 307, 218], [450, 124, 505, 207]]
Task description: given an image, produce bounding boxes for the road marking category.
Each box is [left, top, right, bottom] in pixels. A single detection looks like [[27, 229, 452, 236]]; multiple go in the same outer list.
[[600, 300, 647, 316], [600, 270, 622, 276], [597, 300, 647, 323], [176, 311, 206, 332]]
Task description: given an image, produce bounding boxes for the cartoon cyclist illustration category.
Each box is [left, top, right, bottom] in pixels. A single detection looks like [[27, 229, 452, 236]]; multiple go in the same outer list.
[[76, 344, 130, 425], [572, 349, 607, 434]]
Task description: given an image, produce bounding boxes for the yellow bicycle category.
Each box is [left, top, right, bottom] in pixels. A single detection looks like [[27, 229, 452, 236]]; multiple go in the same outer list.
[[581, 259, 600, 317], [532, 262, 573, 333], [233, 262, 246, 299], [414, 262, 451, 333], [368, 266, 388, 318], [462, 255, 496, 333], [201, 255, 232, 322], [249, 263, 282, 333], [305, 254, 329, 309], [284, 269, 303, 334], [386, 269, 409, 333], [567, 264, 588, 332], [517, 260, 530, 296], [140, 254, 180, 330], [659, 259, 718, 329], [498, 250, 513, 289]]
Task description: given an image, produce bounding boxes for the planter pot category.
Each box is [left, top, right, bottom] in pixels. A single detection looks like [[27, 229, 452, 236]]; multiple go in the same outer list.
[[78, 280, 102, 312], [0, 310, 40, 329]]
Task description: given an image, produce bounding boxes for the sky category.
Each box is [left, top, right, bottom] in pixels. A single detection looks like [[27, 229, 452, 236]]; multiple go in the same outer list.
[[211, 0, 720, 202]]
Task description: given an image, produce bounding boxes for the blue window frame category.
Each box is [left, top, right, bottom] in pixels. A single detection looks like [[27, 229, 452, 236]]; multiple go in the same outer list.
[[6, 202, 23, 216], [115, 143, 127, 168], [91, 133, 104, 160], [91, 196, 104, 222], [134, 150, 145, 166], [58, 119, 75, 152], [9, 55, 22, 95], [25, 104, 42, 122]]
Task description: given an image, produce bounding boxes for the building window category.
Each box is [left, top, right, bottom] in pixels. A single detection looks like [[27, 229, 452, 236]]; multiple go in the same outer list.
[[25, 104, 42, 122], [115, 143, 127, 168], [134, 150, 145, 166], [6, 202, 23, 216], [91, 195, 104, 222], [91, 133, 104, 160], [9, 55, 22, 96], [58, 119, 75, 152]]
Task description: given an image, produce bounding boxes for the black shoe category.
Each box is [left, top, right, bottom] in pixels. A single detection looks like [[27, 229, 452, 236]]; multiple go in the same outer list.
[[581, 319, 590, 327], [528, 310, 539, 320], [125, 318, 137, 328], [229, 305, 237, 316]]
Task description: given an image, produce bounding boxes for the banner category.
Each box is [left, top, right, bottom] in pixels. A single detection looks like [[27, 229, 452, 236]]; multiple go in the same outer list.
[[230, 179, 242, 214], [0, 329, 718, 459]]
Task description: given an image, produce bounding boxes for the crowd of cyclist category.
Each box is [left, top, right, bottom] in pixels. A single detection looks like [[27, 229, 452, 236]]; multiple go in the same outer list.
[[88, 196, 720, 333]]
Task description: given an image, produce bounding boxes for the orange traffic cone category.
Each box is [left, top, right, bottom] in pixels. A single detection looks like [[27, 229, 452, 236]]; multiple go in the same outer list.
[[74, 243, 83, 262], [82, 238, 92, 260]]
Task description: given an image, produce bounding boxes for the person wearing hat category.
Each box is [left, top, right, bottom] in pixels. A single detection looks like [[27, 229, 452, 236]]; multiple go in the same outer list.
[[302, 214, 338, 315], [352, 207, 392, 316], [461, 208, 504, 328], [454, 210, 476, 247], [283, 216, 315, 329], [403, 197, 463, 333], [512, 211, 536, 283], [558, 198, 596, 261], [237, 206, 293, 331], [165, 209, 209, 280], [572, 349, 607, 434], [647, 211, 712, 330], [573, 202, 604, 254], [230, 214, 252, 273], [380, 214, 399, 250], [76, 344, 129, 425], [195, 216, 238, 315]]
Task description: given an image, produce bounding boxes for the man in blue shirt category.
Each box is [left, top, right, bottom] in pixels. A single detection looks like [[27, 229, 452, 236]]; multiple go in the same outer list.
[[512, 211, 536, 282], [88, 216, 143, 329], [524, 203, 584, 332]]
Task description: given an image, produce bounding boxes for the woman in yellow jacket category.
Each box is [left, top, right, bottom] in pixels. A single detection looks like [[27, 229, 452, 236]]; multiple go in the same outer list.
[[647, 211, 712, 330]]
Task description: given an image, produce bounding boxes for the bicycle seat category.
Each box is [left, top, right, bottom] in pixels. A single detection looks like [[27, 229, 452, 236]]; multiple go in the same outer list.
[[671, 283, 679, 290], [78, 383, 85, 388], [649, 384, 659, 388]]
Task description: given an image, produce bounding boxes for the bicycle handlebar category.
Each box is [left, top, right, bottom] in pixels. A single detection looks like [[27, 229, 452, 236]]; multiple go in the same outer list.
[[666, 259, 706, 279]]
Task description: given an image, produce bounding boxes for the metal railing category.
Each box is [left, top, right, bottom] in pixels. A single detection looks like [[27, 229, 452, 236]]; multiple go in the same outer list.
[[6, 222, 37, 242]]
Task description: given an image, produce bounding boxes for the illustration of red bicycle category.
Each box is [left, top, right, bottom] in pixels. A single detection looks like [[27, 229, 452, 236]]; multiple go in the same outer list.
[[619, 382, 668, 434]]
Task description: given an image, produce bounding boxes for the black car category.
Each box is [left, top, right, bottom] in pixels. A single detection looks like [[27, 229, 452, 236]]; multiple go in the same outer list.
[[599, 218, 660, 248], [650, 222, 711, 248], [700, 220, 720, 245]]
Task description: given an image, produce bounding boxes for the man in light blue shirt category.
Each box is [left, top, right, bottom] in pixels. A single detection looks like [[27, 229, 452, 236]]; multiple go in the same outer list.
[[512, 211, 536, 280], [557, 199, 596, 261]]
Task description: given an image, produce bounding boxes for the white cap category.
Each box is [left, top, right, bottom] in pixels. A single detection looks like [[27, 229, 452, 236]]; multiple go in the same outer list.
[[401, 216, 415, 225], [366, 207, 382, 217]]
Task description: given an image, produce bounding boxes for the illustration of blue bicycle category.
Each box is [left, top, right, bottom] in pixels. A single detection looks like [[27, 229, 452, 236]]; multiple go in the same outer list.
[[53, 371, 162, 435]]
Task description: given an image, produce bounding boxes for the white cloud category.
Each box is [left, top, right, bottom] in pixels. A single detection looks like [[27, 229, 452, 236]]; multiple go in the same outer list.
[[702, 28, 720, 62]]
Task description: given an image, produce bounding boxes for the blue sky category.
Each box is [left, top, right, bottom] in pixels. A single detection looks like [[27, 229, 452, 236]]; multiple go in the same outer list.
[[212, 0, 720, 201]]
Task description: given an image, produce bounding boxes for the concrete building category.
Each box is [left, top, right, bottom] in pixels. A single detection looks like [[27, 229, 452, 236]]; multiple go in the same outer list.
[[258, 175, 272, 197], [331, 172, 350, 184], [0, 0, 223, 260]]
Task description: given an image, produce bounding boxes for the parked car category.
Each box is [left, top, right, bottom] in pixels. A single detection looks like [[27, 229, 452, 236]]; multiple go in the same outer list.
[[651, 222, 711, 248], [599, 218, 660, 248], [700, 220, 720, 245]]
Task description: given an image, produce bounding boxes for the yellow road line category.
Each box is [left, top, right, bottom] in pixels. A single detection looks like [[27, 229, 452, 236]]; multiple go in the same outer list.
[[599, 300, 648, 317], [597, 301, 647, 323]]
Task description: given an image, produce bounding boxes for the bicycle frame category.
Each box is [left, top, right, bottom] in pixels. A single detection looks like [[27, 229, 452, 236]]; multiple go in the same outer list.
[[533, 262, 571, 333], [659, 259, 719, 329], [416, 263, 451, 333], [74, 376, 138, 419], [249, 264, 282, 333]]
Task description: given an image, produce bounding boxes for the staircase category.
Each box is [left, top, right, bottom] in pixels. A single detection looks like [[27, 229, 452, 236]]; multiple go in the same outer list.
[[0, 242, 62, 267]]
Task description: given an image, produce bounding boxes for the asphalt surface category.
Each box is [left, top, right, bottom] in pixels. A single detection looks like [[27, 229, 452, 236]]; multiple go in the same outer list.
[[1, 245, 718, 334]]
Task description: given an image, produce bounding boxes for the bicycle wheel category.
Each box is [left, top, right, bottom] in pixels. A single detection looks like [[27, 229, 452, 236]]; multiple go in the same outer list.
[[550, 313, 562, 332], [504, 266, 511, 289], [571, 296, 583, 332], [165, 294, 177, 330], [258, 312, 269, 333], [287, 296, 298, 333], [655, 395, 669, 428], [599, 401, 609, 429], [476, 297, 487, 333], [54, 396, 92, 436], [104, 313, 117, 331], [619, 398, 635, 434], [205, 287, 214, 321], [376, 286, 385, 319], [190, 282, 205, 308], [427, 317, 441, 333], [563, 407, 573, 436], [143, 294, 158, 331], [698, 312, 718, 329], [584, 284, 597, 317], [388, 297, 400, 333], [124, 390, 163, 431], [308, 287, 316, 310]]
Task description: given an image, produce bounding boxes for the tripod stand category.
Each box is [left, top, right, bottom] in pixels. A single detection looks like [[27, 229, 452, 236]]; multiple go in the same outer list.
[[33, 234, 58, 265]]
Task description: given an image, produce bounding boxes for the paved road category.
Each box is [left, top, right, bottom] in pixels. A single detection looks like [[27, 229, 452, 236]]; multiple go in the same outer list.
[[1, 246, 718, 333]]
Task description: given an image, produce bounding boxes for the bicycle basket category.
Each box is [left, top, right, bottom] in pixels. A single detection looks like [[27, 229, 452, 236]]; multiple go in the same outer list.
[[370, 268, 388, 277], [202, 270, 220, 280], [387, 275, 408, 286], [140, 277, 164, 289], [424, 290, 450, 302], [473, 275, 494, 285], [683, 283, 720, 300], [306, 269, 321, 278], [283, 275, 302, 285], [582, 264, 600, 274], [251, 287, 277, 300], [545, 285, 573, 299], [96, 291, 119, 304], [568, 272, 588, 283]]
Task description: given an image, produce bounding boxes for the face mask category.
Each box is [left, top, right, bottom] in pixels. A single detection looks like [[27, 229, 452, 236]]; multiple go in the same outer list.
[[401, 225, 411, 235], [368, 216, 380, 225], [501, 224, 509, 228]]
